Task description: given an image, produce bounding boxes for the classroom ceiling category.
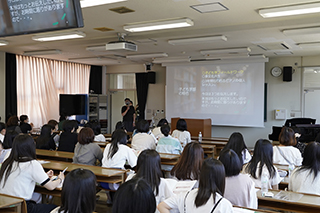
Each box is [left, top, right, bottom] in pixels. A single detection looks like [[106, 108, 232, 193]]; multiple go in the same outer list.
[[1, 0, 320, 66]]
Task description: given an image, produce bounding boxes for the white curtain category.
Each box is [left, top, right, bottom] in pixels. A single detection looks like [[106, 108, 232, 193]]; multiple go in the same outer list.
[[16, 55, 91, 127]]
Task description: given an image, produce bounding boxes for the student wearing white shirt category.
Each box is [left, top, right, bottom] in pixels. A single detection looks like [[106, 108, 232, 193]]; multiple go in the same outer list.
[[126, 150, 174, 213], [50, 169, 96, 213], [0, 122, 5, 143], [91, 121, 106, 142], [132, 120, 156, 154], [0, 134, 64, 213], [152, 118, 168, 140], [222, 132, 251, 165], [171, 119, 191, 147], [273, 127, 302, 166], [102, 129, 137, 169], [243, 139, 281, 189], [219, 149, 257, 209], [158, 158, 233, 213], [289, 142, 320, 195], [113, 178, 156, 213]]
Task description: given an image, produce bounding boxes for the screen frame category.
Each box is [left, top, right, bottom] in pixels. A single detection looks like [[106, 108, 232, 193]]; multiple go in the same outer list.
[[0, 0, 84, 37]]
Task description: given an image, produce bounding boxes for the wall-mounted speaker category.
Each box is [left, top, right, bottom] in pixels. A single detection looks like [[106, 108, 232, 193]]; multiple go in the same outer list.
[[148, 71, 156, 84], [283, 66, 292, 82]]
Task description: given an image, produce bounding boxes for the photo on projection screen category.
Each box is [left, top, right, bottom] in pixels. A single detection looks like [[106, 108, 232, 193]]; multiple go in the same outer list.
[[166, 63, 265, 127]]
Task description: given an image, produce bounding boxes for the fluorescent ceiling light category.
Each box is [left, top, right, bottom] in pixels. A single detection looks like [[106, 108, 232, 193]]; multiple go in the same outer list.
[[126, 53, 168, 59], [204, 54, 265, 60], [124, 18, 193, 32], [297, 42, 320, 47], [32, 31, 86, 42], [153, 56, 190, 63], [200, 47, 251, 55], [86, 45, 107, 52], [274, 50, 293, 55], [259, 2, 320, 18], [168, 35, 227, 45], [0, 40, 8, 46], [80, 0, 127, 8], [23, 49, 61, 56], [283, 27, 320, 36]]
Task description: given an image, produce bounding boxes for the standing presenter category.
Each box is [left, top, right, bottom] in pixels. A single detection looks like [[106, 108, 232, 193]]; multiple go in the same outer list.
[[121, 98, 136, 132]]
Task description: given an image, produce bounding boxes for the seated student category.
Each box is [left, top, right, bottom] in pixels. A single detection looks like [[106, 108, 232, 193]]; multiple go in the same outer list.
[[171, 119, 191, 147], [289, 142, 320, 195], [132, 120, 156, 154], [219, 149, 257, 209], [47, 119, 60, 145], [158, 158, 233, 213], [170, 142, 204, 186], [170, 142, 204, 182], [0, 122, 5, 142], [115, 121, 126, 131], [102, 129, 137, 169], [244, 139, 281, 189], [50, 168, 96, 213], [58, 120, 78, 152], [126, 150, 174, 212], [73, 127, 103, 166], [0, 134, 64, 213], [91, 121, 105, 142], [6, 115, 22, 133], [58, 114, 67, 131], [113, 178, 156, 213], [222, 132, 251, 164], [156, 124, 182, 155], [36, 124, 56, 150], [19, 115, 33, 133], [273, 127, 302, 166], [152, 119, 168, 140]]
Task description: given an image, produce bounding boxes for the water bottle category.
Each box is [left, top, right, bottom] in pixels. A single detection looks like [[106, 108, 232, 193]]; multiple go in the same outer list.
[[261, 171, 269, 197], [198, 132, 202, 143], [288, 163, 295, 178]]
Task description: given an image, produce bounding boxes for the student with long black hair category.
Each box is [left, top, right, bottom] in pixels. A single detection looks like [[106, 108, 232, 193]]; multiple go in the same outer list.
[[50, 168, 96, 213], [113, 178, 156, 213], [158, 158, 233, 213], [102, 129, 137, 169], [19, 114, 33, 133], [244, 139, 281, 189], [126, 149, 174, 213], [222, 132, 251, 164], [171, 119, 191, 147], [0, 134, 64, 213], [58, 120, 78, 152], [289, 142, 320, 195], [36, 124, 56, 150], [219, 149, 257, 209]]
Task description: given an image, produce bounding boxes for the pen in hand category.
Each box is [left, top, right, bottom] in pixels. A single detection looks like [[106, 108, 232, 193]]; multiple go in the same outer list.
[[52, 167, 68, 181]]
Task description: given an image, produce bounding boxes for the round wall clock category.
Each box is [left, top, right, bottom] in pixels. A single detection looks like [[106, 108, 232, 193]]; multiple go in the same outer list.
[[271, 66, 282, 77]]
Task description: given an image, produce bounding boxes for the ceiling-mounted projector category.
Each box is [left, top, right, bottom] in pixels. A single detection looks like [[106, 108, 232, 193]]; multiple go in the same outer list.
[[106, 41, 137, 52]]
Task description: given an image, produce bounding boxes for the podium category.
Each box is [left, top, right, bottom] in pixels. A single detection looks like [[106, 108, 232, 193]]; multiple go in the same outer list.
[[171, 118, 212, 137]]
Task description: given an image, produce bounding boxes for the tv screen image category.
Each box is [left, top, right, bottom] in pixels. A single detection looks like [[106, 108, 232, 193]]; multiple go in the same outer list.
[[0, 0, 83, 37], [60, 94, 87, 116]]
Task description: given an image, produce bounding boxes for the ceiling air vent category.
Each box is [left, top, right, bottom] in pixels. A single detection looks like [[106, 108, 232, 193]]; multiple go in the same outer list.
[[109, 7, 135, 14]]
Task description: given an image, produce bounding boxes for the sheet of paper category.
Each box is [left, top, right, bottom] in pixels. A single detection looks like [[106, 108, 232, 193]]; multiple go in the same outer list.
[[38, 160, 50, 164], [173, 180, 197, 195], [274, 191, 303, 202]]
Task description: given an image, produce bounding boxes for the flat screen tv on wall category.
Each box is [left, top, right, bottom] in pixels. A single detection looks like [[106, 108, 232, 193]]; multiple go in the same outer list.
[[60, 94, 87, 116], [0, 0, 84, 37]]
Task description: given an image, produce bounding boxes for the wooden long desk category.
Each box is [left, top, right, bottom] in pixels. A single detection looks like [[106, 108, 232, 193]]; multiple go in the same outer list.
[[36, 149, 179, 166], [0, 193, 27, 213], [257, 189, 320, 212], [39, 159, 127, 184]]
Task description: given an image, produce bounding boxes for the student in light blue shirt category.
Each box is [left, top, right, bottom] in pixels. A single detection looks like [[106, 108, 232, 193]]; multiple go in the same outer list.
[[156, 124, 183, 155]]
